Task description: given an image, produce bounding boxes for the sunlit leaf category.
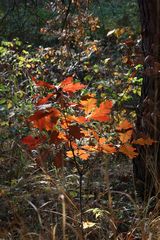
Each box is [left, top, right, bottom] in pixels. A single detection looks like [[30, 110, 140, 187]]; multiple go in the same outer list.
[[101, 144, 116, 154], [32, 77, 55, 89], [36, 93, 54, 105], [83, 221, 96, 229], [117, 120, 133, 131], [80, 98, 97, 114], [60, 77, 86, 93], [89, 100, 112, 122], [66, 149, 90, 160]]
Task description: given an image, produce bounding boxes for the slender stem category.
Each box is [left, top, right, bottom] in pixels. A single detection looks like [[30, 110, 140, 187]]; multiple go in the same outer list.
[[79, 172, 84, 235]]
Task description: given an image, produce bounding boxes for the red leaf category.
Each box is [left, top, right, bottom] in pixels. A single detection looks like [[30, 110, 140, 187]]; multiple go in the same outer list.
[[89, 100, 112, 122], [32, 77, 55, 89], [68, 125, 84, 140], [60, 77, 86, 93], [28, 108, 60, 131], [60, 76, 73, 86], [22, 135, 45, 150], [36, 93, 54, 105], [54, 150, 64, 168]]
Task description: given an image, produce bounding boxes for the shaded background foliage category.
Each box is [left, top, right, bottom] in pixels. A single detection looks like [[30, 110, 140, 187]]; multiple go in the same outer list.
[[0, 0, 139, 45]]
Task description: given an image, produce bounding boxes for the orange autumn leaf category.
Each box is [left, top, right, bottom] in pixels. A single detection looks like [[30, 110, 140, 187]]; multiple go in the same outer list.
[[36, 93, 54, 105], [98, 138, 116, 153], [60, 76, 86, 93], [88, 100, 112, 122], [119, 144, 138, 159], [80, 98, 97, 115], [99, 137, 106, 145], [66, 149, 90, 160], [50, 130, 67, 145], [32, 77, 55, 89], [28, 108, 60, 131], [60, 76, 73, 86], [119, 130, 133, 143], [80, 129, 91, 137], [101, 144, 116, 154], [132, 137, 155, 145], [81, 93, 95, 101], [66, 115, 87, 124], [82, 145, 96, 152], [117, 120, 133, 131]]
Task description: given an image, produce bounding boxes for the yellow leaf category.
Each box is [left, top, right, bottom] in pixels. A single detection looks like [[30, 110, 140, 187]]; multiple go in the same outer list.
[[7, 100, 12, 109], [80, 98, 97, 115], [83, 221, 96, 229]]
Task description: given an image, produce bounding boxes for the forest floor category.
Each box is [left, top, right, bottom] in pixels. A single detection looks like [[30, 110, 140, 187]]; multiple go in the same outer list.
[[0, 140, 142, 240]]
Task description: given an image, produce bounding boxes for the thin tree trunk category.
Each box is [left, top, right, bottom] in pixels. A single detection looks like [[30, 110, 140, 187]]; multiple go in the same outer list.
[[134, 0, 160, 200]]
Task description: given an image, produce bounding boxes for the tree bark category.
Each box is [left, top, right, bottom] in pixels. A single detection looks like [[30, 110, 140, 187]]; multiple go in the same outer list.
[[134, 0, 160, 200]]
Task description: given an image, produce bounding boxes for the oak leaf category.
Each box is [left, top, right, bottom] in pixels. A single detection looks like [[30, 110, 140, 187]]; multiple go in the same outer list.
[[89, 100, 112, 122], [60, 77, 86, 93], [54, 151, 64, 168], [119, 130, 133, 143], [132, 137, 155, 145], [66, 149, 90, 160], [28, 108, 60, 131], [32, 77, 55, 89], [80, 98, 97, 115], [68, 125, 84, 140], [119, 144, 138, 159], [22, 135, 45, 149], [117, 120, 133, 131], [36, 93, 54, 105]]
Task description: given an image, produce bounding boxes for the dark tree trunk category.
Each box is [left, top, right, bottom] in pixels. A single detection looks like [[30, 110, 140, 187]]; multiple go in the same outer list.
[[134, 0, 160, 200]]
